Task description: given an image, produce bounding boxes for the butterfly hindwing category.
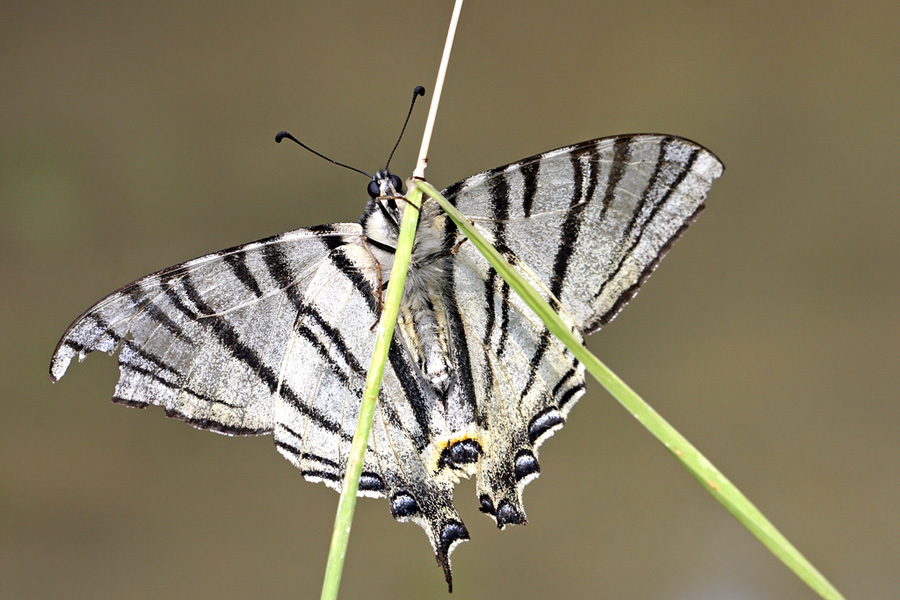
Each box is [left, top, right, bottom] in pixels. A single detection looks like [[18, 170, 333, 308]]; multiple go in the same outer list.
[[269, 238, 471, 585], [449, 237, 582, 527]]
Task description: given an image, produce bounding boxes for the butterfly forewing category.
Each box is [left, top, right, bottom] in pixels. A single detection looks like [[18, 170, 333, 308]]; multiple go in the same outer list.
[[50, 224, 366, 434], [444, 134, 724, 332]]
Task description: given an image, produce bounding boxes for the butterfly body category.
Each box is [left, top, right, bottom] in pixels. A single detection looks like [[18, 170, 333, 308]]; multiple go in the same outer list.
[[51, 134, 723, 589]]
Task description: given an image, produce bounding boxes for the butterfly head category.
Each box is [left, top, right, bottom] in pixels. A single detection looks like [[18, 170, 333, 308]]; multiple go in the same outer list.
[[368, 170, 404, 199], [364, 85, 425, 200], [362, 169, 408, 237]]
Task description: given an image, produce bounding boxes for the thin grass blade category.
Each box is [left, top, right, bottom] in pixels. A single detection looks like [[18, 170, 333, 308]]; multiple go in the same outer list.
[[319, 186, 424, 600]]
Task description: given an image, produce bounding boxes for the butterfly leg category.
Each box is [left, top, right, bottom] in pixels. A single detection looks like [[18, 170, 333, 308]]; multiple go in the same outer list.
[[389, 193, 421, 212], [360, 236, 386, 330], [449, 235, 468, 255]]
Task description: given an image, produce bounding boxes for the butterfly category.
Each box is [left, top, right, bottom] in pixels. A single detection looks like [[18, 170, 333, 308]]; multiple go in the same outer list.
[[51, 133, 722, 590]]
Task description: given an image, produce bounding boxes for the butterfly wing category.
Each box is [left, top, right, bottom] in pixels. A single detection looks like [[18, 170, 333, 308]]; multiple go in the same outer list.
[[450, 245, 583, 527], [268, 239, 469, 584], [50, 224, 370, 434], [51, 220, 468, 585], [445, 134, 724, 332], [443, 134, 723, 525]]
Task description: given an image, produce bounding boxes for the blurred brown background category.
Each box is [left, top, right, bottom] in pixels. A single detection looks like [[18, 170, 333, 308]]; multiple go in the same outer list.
[[2, 2, 897, 599]]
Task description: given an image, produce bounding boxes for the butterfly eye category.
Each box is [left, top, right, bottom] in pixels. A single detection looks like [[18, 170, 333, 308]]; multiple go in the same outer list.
[[390, 174, 404, 194], [367, 179, 380, 198]]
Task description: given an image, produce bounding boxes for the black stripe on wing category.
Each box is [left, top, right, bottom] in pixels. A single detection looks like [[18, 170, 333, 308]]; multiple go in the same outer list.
[[486, 168, 513, 358], [590, 144, 703, 328], [224, 252, 265, 298], [519, 140, 603, 399]]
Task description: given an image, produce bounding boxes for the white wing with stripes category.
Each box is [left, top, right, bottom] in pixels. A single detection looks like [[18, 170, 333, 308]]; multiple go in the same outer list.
[[445, 135, 724, 332], [51, 224, 367, 433], [440, 134, 723, 537]]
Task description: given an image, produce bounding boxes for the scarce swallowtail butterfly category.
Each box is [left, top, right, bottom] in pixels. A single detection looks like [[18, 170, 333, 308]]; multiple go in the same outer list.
[[51, 131, 723, 589]]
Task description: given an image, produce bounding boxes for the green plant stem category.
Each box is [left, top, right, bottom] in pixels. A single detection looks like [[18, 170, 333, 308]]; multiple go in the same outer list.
[[319, 185, 423, 600], [416, 180, 846, 600]]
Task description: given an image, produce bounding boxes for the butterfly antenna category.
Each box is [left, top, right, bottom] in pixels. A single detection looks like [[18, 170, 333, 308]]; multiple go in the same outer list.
[[275, 131, 371, 178], [385, 85, 426, 171]]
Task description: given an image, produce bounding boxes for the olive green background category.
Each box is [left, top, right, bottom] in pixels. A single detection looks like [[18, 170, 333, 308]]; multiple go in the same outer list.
[[2, 2, 898, 599]]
